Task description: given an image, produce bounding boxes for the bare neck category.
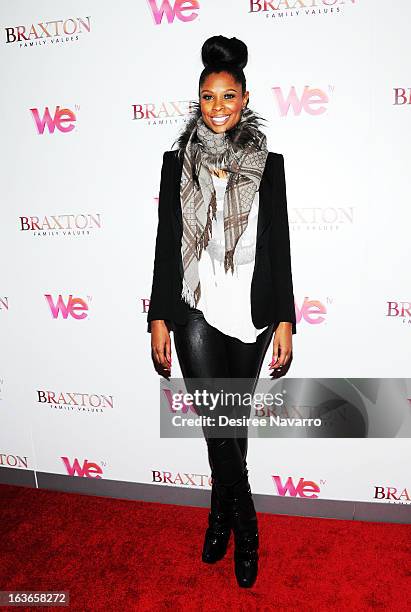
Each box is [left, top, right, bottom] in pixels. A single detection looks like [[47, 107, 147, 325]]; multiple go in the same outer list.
[[211, 168, 228, 179]]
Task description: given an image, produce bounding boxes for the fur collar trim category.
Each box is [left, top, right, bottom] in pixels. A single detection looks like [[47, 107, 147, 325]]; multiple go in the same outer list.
[[172, 101, 268, 159]]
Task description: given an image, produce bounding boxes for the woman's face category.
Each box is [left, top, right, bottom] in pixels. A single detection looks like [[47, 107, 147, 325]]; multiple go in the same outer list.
[[199, 71, 249, 133]]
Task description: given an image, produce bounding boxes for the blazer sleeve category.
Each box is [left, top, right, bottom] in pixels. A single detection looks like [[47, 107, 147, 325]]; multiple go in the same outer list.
[[146, 151, 175, 333], [270, 153, 297, 335]]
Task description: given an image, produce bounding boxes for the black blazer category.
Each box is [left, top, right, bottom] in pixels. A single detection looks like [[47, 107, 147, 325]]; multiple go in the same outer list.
[[147, 150, 297, 335]]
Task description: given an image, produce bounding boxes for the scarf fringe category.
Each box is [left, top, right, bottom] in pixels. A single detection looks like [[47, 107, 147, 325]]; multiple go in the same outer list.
[[181, 277, 202, 308], [196, 190, 217, 260], [181, 276, 197, 308]]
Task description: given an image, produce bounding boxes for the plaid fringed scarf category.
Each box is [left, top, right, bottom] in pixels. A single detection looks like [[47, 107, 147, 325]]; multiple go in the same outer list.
[[178, 102, 269, 309]]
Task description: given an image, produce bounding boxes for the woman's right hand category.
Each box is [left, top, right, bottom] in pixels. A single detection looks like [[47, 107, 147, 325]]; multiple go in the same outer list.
[[150, 320, 172, 374]]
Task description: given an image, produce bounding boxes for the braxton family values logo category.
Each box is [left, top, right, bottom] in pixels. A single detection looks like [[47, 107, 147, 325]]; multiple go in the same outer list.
[[19, 212, 102, 237], [4, 16, 91, 48], [393, 88, 411, 106], [373, 484, 411, 505], [152, 469, 211, 488], [0, 453, 29, 469], [290, 205, 355, 231], [132, 99, 196, 128], [249, 0, 357, 20], [386, 301, 411, 327], [37, 389, 114, 414]]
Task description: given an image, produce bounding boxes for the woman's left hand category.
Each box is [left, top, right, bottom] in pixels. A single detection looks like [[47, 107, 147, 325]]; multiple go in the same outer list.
[[269, 322, 293, 374]]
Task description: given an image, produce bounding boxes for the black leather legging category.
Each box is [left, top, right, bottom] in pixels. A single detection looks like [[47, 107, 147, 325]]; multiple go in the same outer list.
[[173, 307, 275, 487]]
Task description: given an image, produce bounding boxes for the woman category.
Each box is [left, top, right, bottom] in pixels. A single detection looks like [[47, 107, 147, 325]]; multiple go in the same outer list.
[[147, 35, 296, 588]]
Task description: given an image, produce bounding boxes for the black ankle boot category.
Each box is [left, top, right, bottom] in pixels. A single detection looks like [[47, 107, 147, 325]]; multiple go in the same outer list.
[[231, 474, 259, 588], [202, 480, 232, 563]]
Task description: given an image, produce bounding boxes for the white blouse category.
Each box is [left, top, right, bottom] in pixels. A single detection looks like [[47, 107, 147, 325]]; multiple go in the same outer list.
[[196, 173, 269, 343]]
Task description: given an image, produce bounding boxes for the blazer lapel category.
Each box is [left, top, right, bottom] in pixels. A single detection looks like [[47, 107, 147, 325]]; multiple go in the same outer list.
[[172, 151, 273, 246], [256, 153, 273, 244]]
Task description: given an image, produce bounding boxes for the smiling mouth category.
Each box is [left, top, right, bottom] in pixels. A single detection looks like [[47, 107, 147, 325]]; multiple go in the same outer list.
[[210, 115, 230, 126]]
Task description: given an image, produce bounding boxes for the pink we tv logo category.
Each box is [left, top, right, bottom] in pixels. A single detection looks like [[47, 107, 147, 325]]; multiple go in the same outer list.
[[147, 0, 200, 24], [295, 297, 327, 325], [61, 457, 103, 478], [272, 475, 321, 499], [272, 86, 331, 116], [30, 106, 77, 134], [45, 294, 89, 320]]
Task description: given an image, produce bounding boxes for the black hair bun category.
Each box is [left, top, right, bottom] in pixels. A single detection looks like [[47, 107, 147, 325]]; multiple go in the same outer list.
[[201, 35, 248, 70]]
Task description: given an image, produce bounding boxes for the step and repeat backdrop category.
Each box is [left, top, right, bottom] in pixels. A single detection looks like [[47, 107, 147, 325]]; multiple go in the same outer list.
[[1, 0, 410, 516]]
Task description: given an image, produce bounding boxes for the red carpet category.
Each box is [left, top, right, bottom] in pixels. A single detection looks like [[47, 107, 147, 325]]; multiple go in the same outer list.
[[0, 483, 410, 611]]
